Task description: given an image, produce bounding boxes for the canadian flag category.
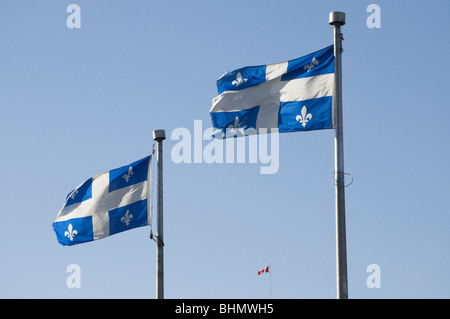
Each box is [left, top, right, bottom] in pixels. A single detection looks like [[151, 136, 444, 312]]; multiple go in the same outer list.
[[257, 266, 269, 275]]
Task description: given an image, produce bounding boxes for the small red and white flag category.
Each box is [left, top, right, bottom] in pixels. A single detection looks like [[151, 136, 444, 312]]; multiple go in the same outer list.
[[257, 266, 269, 275]]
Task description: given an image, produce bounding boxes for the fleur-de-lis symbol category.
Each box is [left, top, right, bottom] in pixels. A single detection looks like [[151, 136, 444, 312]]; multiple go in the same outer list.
[[232, 72, 248, 87], [226, 116, 242, 136], [228, 116, 240, 130], [69, 189, 78, 200], [304, 57, 319, 72], [121, 210, 133, 226], [122, 166, 133, 182], [64, 223, 78, 241], [296, 106, 312, 127]]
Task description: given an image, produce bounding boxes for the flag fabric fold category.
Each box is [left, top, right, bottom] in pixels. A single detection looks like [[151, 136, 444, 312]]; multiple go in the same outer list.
[[210, 45, 335, 138], [53, 155, 152, 246]]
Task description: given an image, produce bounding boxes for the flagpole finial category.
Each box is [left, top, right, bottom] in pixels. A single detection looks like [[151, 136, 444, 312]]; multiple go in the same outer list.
[[329, 11, 345, 26], [153, 129, 166, 141]]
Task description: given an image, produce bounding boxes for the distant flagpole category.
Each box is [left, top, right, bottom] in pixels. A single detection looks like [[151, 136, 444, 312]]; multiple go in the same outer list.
[[269, 264, 272, 299], [153, 129, 166, 299], [329, 12, 348, 299], [257, 265, 271, 298]]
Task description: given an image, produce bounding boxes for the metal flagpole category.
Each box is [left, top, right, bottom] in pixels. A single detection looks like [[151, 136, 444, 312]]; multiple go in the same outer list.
[[329, 11, 348, 299], [153, 129, 166, 299]]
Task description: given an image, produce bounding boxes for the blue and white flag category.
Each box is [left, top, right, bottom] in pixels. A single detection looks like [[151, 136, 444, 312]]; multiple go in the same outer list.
[[210, 45, 335, 138], [53, 155, 152, 246]]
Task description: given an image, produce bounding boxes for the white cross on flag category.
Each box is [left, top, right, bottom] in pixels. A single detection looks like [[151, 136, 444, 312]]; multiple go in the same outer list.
[[52, 155, 152, 246], [210, 45, 334, 138]]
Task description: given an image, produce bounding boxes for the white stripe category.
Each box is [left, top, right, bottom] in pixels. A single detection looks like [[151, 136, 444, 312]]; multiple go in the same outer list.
[[256, 101, 279, 130], [279, 73, 334, 102], [90, 173, 111, 239], [265, 61, 288, 81], [210, 73, 334, 113], [210, 79, 276, 113]]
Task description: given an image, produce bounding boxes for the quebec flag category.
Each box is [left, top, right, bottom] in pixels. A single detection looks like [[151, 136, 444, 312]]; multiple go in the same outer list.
[[53, 155, 152, 246], [210, 45, 335, 138]]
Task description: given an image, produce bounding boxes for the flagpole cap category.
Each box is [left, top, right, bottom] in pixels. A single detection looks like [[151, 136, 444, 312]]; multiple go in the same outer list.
[[329, 11, 346, 26], [153, 129, 166, 141]]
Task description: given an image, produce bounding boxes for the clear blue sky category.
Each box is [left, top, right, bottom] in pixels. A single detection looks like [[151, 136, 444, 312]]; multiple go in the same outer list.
[[1, 0, 449, 299]]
